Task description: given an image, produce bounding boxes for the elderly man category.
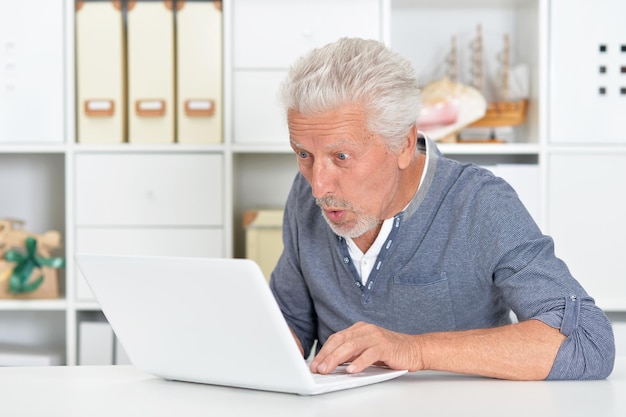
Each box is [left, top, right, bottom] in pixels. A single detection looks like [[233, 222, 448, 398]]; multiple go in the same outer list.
[[269, 37, 615, 380]]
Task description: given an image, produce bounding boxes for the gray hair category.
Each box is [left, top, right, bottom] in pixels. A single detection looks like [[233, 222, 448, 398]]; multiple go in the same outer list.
[[279, 37, 421, 151]]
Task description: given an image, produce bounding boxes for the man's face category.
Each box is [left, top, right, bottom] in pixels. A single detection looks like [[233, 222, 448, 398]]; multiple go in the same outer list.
[[288, 106, 405, 238]]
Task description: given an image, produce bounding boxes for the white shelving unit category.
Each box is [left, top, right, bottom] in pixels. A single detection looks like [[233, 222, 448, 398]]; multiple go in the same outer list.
[[1, 0, 624, 366], [545, 0, 626, 314]]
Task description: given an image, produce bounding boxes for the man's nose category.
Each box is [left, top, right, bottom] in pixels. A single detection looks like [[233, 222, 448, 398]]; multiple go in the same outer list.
[[310, 160, 334, 199]]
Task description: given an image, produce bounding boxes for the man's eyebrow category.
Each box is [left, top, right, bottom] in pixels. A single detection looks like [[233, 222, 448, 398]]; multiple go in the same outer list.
[[289, 138, 362, 157], [289, 140, 304, 149]]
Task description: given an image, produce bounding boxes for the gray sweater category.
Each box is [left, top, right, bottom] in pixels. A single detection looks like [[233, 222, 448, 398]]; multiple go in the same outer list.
[[270, 137, 615, 380]]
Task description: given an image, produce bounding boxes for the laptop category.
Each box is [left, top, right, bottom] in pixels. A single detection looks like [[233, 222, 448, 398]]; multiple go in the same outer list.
[[74, 253, 407, 395]]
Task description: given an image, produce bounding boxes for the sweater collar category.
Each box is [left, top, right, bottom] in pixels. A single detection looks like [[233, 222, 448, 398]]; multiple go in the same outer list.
[[402, 132, 440, 220]]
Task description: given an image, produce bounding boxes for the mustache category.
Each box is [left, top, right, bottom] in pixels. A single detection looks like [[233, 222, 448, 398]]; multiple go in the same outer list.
[[315, 195, 353, 210]]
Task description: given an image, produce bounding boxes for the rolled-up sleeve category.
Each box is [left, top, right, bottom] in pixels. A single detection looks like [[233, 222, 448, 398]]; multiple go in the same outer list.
[[502, 257, 616, 380], [541, 295, 615, 380]]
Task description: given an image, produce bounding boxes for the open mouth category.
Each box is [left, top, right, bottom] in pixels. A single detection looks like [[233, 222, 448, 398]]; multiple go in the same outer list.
[[323, 208, 346, 223]]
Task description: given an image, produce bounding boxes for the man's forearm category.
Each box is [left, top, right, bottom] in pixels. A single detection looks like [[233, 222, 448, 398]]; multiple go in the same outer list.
[[417, 319, 566, 380]]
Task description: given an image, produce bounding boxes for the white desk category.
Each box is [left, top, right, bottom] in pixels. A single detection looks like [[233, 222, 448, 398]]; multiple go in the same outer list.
[[1, 357, 624, 417]]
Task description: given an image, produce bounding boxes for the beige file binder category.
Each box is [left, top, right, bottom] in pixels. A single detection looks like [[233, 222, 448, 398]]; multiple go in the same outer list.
[[176, 0, 223, 144], [243, 210, 284, 282], [127, 0, 175, 143], [75, 0, 125, 143]]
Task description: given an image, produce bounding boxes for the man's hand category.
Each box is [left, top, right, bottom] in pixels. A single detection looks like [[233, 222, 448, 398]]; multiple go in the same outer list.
[[309, 319, 565, 380], [310, 321, 421, 374]]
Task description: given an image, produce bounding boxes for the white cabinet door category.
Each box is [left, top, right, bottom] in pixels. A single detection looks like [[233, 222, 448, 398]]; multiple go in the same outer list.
[[548, 153, 626, 310], [233, 70, 288, 144], [549, 0, 626, 144], [0, 0, 64, 143], [233, 0, 382, 69], [75, 153, 223, 226]]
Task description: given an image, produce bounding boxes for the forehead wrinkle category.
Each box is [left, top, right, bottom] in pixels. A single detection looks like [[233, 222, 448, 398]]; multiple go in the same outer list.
[[288, 107, 373, 149], [288, 121, 363, 137]]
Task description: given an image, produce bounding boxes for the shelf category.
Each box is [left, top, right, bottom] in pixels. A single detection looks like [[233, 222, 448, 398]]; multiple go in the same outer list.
[[0, 299, 68, 311], [393, 0, 535, 6], [548, 145, 626, 155], [231, 143, 293, 154], [438, 142, 540, 155], [72, 143, 225, 154], [0, 144, 67, 154], [0, 143, 230, 154]]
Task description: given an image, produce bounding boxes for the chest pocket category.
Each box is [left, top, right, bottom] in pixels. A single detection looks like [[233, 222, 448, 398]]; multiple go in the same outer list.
[[392, 271, 455, 334]]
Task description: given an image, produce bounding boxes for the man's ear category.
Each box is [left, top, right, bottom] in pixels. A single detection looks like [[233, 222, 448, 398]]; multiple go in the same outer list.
[[398, 124, 418, 170]]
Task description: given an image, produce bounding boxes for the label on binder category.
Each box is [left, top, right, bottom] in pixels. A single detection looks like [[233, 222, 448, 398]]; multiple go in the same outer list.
[[136, 99, 165, 117], [185, 99, 215, 117], [85, 100, 115, 117]]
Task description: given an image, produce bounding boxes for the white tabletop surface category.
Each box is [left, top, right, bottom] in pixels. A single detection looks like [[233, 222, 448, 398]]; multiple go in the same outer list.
[[1, 357, 624, 417]]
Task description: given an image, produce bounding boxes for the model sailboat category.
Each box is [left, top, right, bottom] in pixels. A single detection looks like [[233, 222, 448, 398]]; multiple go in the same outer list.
[[418, 36, 487, 142], [419, 25, 529, 143], [465, 25, 528, 139]]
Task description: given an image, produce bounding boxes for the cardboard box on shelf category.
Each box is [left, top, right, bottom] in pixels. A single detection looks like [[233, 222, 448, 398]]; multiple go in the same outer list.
[[0, 219, 64, 299], [243, 210, 283, 282]]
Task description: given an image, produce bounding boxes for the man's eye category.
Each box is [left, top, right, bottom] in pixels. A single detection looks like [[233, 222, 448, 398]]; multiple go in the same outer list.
[[337, 152, 348, 161], [298, 151, 309, 159]]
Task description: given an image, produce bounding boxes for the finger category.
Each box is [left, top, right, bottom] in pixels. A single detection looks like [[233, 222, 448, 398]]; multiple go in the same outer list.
[[345, 347, 382, 373], [311, 344, 355, 374], [309, 330, 344, 371], [311, 334, 362, 374], [310, 322, 378, 373]]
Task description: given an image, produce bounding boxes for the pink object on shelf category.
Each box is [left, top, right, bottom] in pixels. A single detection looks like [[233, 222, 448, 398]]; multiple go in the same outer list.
[[418, 99, 459, 128]]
